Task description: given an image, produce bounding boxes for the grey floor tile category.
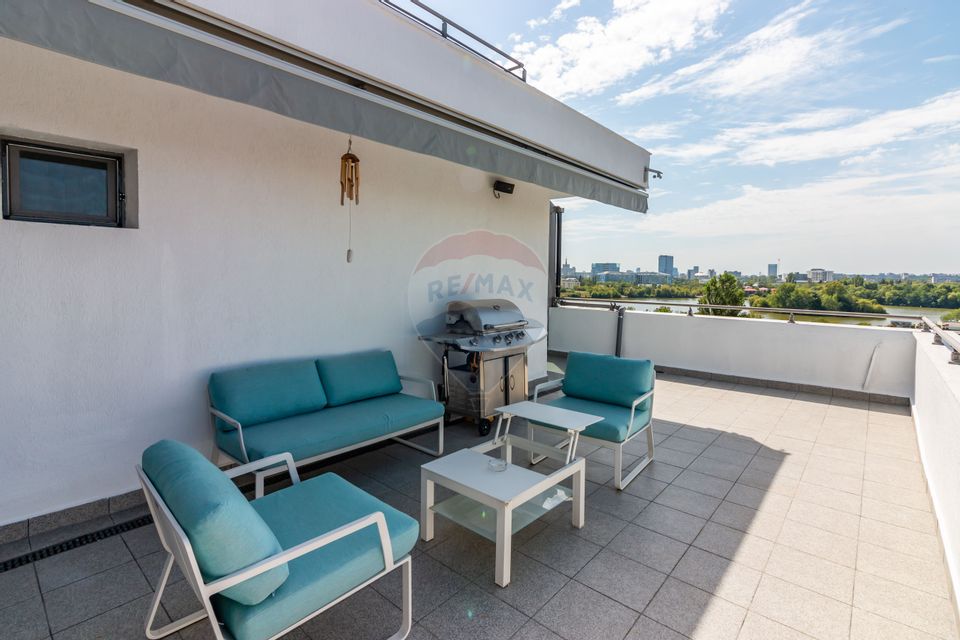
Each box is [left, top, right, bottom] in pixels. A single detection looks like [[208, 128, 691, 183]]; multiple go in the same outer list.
[[562, 507, 630, 547], [853, 572, 957, 639], [635, 502, 706, 544], [0, 594, 50, 640], [688, 456, 747, 483], [751, 575, 851, 640], [373, 555, 466, 621], [608, 524, 688, 574], [513, 620, 563, 640], [587, 486, 649, 521], [519, 526, 601, 577], [856, 541, 949, 598], [621, 475, 669, 501], [136, 551, 184, 590], [660, 436, 710, 456], [764, 544, 855, 604], [575, 549, 666, 612], [673, 469, 736, 499], [420, 585, 527, 640], [655, 485, 722, 519], [654, 447, 699, 468], [645, 577, 746, 640], [737, 611, 812, 639], [777, 520, 858, 568], [709, 501, 784, 541], [476, 553, 568, 617], [0, 564, 40, 610], [301, 586, 404, 640], [849, 608, 940, 640], [426, 529, 497, 579], [534, 580, 638, 640], [120, 525, 163, 559], [624, 615, 688, 640], [671, 546, 761, 608], [641, 461, 686, 484], [43, 561, 151, 633], [52, 593, 166, 640], [693, 522, 773, 571], [36, 537, 133, 592]]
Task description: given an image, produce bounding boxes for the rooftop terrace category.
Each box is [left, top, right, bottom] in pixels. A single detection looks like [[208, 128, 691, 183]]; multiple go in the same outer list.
[[1, 373, 952, 640]]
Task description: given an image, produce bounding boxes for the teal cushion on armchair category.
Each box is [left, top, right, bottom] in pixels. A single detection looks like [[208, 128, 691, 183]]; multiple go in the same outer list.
[[214, 473, 418, 640], [562, 352, 654, 410], [141, 440, 288, 605], [208, 359, 327, 429], [315, 350, 403, 407]]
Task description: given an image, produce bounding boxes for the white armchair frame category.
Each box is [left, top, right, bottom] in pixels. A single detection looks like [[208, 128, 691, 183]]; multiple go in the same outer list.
[[209, 374, 443, 498], [529, 373, 656, 490], [138, 453, 412, 640]]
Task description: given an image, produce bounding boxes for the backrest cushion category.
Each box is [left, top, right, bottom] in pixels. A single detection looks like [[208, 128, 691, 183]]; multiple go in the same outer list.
[[562, 352, 654, 409], [142, 440, 288, 605], [209, 359, 327, 428], [315, 350, 403, 407]]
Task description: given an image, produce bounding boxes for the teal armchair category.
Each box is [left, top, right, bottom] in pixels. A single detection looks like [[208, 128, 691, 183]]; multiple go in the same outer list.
[[138, 440, 416, 640], [530, 352, 655, 490]]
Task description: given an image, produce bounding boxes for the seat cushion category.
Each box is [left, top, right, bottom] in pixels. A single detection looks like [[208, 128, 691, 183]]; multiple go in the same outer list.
[[535, 395, 651, 443], [217, 393, 444, 462], [141, 440, 288, 605], [209, 359, 327, 429], [214, 473, 418, 640], [562, 352, 654, 410], [315, 350, 403, 407]]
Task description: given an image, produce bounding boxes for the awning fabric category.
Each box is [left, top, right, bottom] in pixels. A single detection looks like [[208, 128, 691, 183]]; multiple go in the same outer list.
[[0, 0, 648, 213]]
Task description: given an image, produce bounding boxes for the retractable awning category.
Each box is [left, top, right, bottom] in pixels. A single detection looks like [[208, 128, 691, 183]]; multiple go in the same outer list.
[[0, 0, 649, 212]]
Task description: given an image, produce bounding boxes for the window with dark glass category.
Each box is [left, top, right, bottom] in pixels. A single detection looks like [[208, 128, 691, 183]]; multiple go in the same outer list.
[[1, 139, 124, 227]]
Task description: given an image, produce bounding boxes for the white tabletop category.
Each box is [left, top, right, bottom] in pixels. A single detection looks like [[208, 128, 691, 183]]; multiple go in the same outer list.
[[421, 449, 567, 504], [494, 400, 603, 432]]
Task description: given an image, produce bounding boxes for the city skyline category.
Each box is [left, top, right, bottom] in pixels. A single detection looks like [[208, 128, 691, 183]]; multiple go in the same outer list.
[[428, 0, 960, 274]]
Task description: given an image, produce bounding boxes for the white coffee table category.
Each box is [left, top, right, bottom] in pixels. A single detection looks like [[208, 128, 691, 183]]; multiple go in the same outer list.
[[420, 401, 602, 587]]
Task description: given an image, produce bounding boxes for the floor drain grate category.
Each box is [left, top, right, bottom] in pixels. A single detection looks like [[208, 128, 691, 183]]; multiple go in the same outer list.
[[0, 515, 154, 573]]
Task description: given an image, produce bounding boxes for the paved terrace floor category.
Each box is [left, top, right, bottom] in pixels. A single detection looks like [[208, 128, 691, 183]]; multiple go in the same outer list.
[[1, 375, 957, 640]]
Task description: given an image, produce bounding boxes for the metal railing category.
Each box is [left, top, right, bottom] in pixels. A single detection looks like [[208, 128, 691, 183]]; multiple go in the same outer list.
[[556, 298, 960, 364], [922, 316, 960, 365], [380, 0, 527, 81]]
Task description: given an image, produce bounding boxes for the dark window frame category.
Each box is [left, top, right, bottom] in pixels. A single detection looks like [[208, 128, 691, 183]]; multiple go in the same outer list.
[[1, 138, 124, 227]]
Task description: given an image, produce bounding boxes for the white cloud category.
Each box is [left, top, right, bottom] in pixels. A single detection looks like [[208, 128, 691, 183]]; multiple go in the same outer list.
[[647, 90, 960, 165], [924, 54, 960, 64], [526, 0, 581, 29], [562, 161, 960, 272], [616, 1, 906, 104], [513, 0, 730, 99], [625, 122, 687, 141], [551, 196, 594, 211]]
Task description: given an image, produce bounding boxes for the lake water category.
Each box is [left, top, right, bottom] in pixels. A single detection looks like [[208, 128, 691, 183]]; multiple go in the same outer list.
[[612, 298, 950, 326]]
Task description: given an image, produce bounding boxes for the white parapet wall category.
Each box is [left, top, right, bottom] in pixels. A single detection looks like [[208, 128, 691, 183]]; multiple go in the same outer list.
[[913, 334, 960, 613], [548, 306, 916, 399]]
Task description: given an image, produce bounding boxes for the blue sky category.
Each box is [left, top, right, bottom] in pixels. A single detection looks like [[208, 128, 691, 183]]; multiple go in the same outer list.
[[428, 0, 960, 276]]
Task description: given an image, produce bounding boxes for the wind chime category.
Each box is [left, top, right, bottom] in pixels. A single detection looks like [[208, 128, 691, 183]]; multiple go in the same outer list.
[[340, 136, 360, 262]]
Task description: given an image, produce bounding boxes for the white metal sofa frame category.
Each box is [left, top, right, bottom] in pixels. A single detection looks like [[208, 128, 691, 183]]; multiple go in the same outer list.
[[210, 375, 443, 497], [138, 452, 412, 640], [529, 373, 655, 490]]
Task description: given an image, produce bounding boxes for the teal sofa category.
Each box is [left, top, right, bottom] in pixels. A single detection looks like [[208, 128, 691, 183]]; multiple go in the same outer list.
[[209, 350, 443, 496], [531, 351, 655, 490], [138, 439, 416, 640]]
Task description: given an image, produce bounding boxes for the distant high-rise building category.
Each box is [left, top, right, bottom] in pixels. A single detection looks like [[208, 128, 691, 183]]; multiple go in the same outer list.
[[687, 265, 700, 280], [708, 268, 716, 278], [658, 255, 674, 282], [807, 268, 834, 283], [672, 267, 679, 279], [561, 259, 577, 278], [636, 271, 670, 285], [768, 263, 778, 279], [591, 262, 619, 276]]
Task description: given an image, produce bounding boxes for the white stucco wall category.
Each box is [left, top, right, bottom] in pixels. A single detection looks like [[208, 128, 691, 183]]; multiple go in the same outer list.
[[173, 0, 650, 186], [0, 38, 556, 525], [549, 307, 916, 398], [913, 334, 960, 613]]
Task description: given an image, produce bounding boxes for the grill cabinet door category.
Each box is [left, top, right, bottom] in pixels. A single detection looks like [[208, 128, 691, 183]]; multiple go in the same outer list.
[[505, 353, 527, 404]]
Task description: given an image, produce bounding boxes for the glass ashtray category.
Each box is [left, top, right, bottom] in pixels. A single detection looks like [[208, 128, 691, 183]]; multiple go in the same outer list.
[[487, 458, 508, 472]]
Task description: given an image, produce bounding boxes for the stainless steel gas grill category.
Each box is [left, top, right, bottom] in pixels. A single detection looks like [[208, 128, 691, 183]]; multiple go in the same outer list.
[[421, 299, 546, 435]]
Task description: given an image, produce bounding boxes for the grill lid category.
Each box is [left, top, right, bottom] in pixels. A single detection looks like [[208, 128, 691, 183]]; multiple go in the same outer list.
[[445, 299, 527, 334]]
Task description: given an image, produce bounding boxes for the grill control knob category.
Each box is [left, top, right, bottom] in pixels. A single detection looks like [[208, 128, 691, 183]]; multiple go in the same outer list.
[[469, 337, 479, 346], [516, 331, 525, 338], [493, 335, 502, 344]]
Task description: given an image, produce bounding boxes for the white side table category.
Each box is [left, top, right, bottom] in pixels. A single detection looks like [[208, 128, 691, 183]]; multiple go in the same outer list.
[[420, 401, 602, 587]]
